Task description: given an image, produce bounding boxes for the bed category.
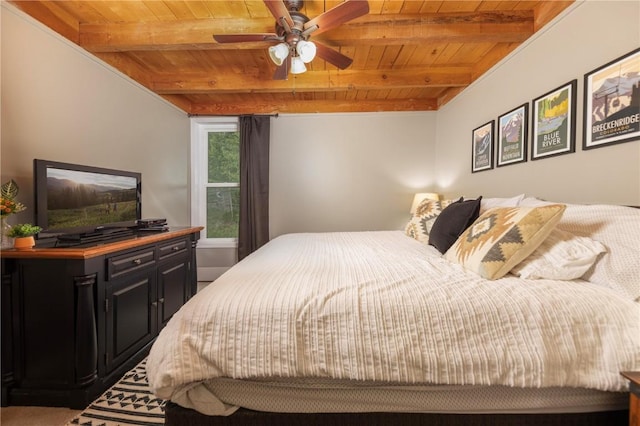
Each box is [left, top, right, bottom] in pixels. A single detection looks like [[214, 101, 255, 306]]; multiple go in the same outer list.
[[147, 196, 640, 425]]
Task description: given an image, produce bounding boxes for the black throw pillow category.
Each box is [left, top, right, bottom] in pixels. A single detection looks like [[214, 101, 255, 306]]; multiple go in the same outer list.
[[429, 196, 482, 254]]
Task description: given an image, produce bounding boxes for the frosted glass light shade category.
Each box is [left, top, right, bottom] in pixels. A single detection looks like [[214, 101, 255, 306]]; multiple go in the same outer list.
[[268, 43, 290, 66], [410, 192, 441, 213], [291, 56, 307, 74], [296, 40, 317, 63]]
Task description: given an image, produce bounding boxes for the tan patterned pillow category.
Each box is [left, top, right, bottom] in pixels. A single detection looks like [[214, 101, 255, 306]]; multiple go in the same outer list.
[[405, 198, 455, 243], [444, 204, 566, 280]]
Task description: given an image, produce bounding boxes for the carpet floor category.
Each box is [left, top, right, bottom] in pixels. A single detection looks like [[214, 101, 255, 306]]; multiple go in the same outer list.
[[66, 359, 166, 426]]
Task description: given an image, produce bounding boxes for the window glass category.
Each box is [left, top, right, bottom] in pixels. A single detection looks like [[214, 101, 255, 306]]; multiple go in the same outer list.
[[206, 187, 239, 238], [208, 131, 239, 183]]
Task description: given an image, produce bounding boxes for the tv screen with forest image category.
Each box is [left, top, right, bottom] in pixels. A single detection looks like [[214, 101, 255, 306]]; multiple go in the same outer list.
[[34, 159, 141, 235]]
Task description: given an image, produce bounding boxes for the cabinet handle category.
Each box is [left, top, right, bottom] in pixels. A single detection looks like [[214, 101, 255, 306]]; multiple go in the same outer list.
[[158, 298, 165, 304], [151, 301, 158, 308], [132, 258, 142, 265], [172, 246, 180, 251]]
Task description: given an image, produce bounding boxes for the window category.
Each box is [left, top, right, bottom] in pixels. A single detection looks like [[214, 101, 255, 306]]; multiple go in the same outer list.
[[191, 117, 239, 247]]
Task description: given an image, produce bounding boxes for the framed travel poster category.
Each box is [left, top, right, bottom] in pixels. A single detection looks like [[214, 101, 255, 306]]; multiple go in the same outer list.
[[583, 48, 640, 150], [497, 103, 528, 167], [471, 120, 494, 173], [531, 80, 577, 160]]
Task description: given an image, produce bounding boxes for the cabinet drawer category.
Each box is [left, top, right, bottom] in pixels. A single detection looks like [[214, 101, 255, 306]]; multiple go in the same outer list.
[[158, 237, 188, 261], [107, 248, 156, 280]]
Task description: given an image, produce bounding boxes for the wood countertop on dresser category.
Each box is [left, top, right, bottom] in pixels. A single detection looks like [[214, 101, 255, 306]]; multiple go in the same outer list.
[[0, 226, 203, 260]]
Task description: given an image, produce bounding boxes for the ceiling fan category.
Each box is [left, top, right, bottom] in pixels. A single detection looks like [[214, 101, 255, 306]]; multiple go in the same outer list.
[[213, 0, 369, 80]]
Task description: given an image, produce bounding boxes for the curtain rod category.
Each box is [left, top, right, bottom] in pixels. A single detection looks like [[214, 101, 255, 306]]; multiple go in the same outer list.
[[188, 113, 279, 118]]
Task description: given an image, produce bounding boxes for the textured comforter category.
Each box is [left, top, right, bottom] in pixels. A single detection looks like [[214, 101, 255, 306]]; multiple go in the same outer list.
[[147, 230, 640, 414]]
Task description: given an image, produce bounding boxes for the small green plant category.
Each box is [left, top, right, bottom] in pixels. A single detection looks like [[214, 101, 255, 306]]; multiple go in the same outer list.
[[7, 223, 42, 238]]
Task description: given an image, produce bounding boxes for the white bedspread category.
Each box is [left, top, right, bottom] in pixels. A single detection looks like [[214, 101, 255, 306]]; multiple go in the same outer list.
[[147, 231, 639, 415]]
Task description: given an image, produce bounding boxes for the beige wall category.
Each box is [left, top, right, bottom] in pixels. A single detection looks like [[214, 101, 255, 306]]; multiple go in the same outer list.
[[435, 0, 640, 205], [270, 112, 437, 237], [1, 4, 191, 226]]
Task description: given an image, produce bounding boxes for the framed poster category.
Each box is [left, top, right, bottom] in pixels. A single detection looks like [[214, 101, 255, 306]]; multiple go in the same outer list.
[[583, 48, 640, 150], [497, 103, 528, 167], [531, 80, 577, 160], [471, 121, 494, 173]]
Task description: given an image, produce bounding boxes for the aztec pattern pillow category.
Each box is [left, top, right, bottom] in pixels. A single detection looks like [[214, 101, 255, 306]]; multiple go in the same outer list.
[[429, 196, 482, 254], [444, 204, 566, 280], [405, 198, 455, 243]]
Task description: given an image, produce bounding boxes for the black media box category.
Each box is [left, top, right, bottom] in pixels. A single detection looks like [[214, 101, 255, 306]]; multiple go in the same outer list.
[[136, 218, 168, 228]]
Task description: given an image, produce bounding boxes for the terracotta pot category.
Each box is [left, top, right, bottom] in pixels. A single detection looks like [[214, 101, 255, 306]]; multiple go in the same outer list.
[[13, 236, 35, 250]]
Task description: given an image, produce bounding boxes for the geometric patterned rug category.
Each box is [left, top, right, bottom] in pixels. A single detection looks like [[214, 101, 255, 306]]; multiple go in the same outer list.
[[66, 359, 166, 426]]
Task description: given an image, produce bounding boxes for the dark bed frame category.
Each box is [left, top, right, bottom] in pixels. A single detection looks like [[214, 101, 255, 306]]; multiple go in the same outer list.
[[164, 403, 628, 426]]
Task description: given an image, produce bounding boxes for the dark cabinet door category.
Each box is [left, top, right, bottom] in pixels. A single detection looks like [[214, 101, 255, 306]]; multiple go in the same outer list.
[[105, 270, 156, 373], [157, 259, 188, 330]]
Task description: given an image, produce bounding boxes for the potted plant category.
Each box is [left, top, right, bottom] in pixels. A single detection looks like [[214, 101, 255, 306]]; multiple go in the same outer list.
[[7, 223, 42, 250], [1, 179, 26, 249]]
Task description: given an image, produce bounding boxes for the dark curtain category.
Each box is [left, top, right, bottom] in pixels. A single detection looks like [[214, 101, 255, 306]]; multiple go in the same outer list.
[[238, 115, 270, 261]]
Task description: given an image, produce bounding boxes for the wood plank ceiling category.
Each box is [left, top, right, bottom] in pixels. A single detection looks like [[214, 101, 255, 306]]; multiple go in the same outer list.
[[8, 0, 574, 115]]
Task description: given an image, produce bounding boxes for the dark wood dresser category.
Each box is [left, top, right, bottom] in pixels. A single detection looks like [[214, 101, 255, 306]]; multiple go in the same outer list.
[[1, 227, 202, 408]]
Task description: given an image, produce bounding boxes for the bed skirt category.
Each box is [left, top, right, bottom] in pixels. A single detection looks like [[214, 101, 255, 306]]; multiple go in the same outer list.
[[164, 403, 628, 426]]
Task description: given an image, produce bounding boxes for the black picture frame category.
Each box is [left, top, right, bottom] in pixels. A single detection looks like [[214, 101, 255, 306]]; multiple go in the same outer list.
[[531, 80, 577, 160], [471, 120, 494, 173], [583, 47, 640, 150], [497, 103, 528, 167]]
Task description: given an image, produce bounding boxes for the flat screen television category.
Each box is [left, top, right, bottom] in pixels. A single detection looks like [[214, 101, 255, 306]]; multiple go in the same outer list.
[[34, 159, 141, 238]]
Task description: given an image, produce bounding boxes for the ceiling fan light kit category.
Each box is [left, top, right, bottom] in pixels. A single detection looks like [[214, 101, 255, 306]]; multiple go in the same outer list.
[[213, 0, 370, 80], [296, 40, 316, 63], [290, 56, 307, 74], [269, 43, 290, 66]]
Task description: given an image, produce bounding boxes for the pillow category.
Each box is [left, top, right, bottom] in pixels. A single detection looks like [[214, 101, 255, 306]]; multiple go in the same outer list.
[[404, 198, 454, 243], [519, 196, 556, 207], [480, 194, 525, 212], [554, 203, 640, 301], [510, 228, 606, 280], [429, 196, 482, 254], [444, 204, 566, 280]]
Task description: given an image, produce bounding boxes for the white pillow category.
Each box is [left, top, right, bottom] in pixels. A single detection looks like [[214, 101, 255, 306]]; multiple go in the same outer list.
[[480, 194, 525, 212], [511, 229, 606, 280], [519, 196, 556, 207], [556, 203, 640, 301]]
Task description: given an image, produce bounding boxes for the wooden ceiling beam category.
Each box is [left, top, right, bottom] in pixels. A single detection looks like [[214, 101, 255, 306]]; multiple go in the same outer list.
[[160, 95, 194, 113], [93, 53, 154, 88], [534, 1, 574, 31], [78, 11, 534, 52], [189, 98, 439, 115], [10, 0, 80, 43], [322, 22, 532, 46], [151, 67, 472, 94]]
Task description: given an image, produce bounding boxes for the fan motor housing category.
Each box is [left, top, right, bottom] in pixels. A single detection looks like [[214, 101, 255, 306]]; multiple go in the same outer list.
[[285, 0, 304, 11], [275, 10, 310, 44]]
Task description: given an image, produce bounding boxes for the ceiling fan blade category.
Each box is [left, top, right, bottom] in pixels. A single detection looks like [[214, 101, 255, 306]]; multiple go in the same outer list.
[[314, 42, 353, 70], [213, 33, 279, 43], [304, 0, 369, 36], [263, 0, 294, 29], [273, 60, 289, 80]]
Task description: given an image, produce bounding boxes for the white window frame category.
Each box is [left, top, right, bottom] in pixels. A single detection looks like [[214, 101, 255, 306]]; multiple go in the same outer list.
[[190, 116, 239, 248]]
